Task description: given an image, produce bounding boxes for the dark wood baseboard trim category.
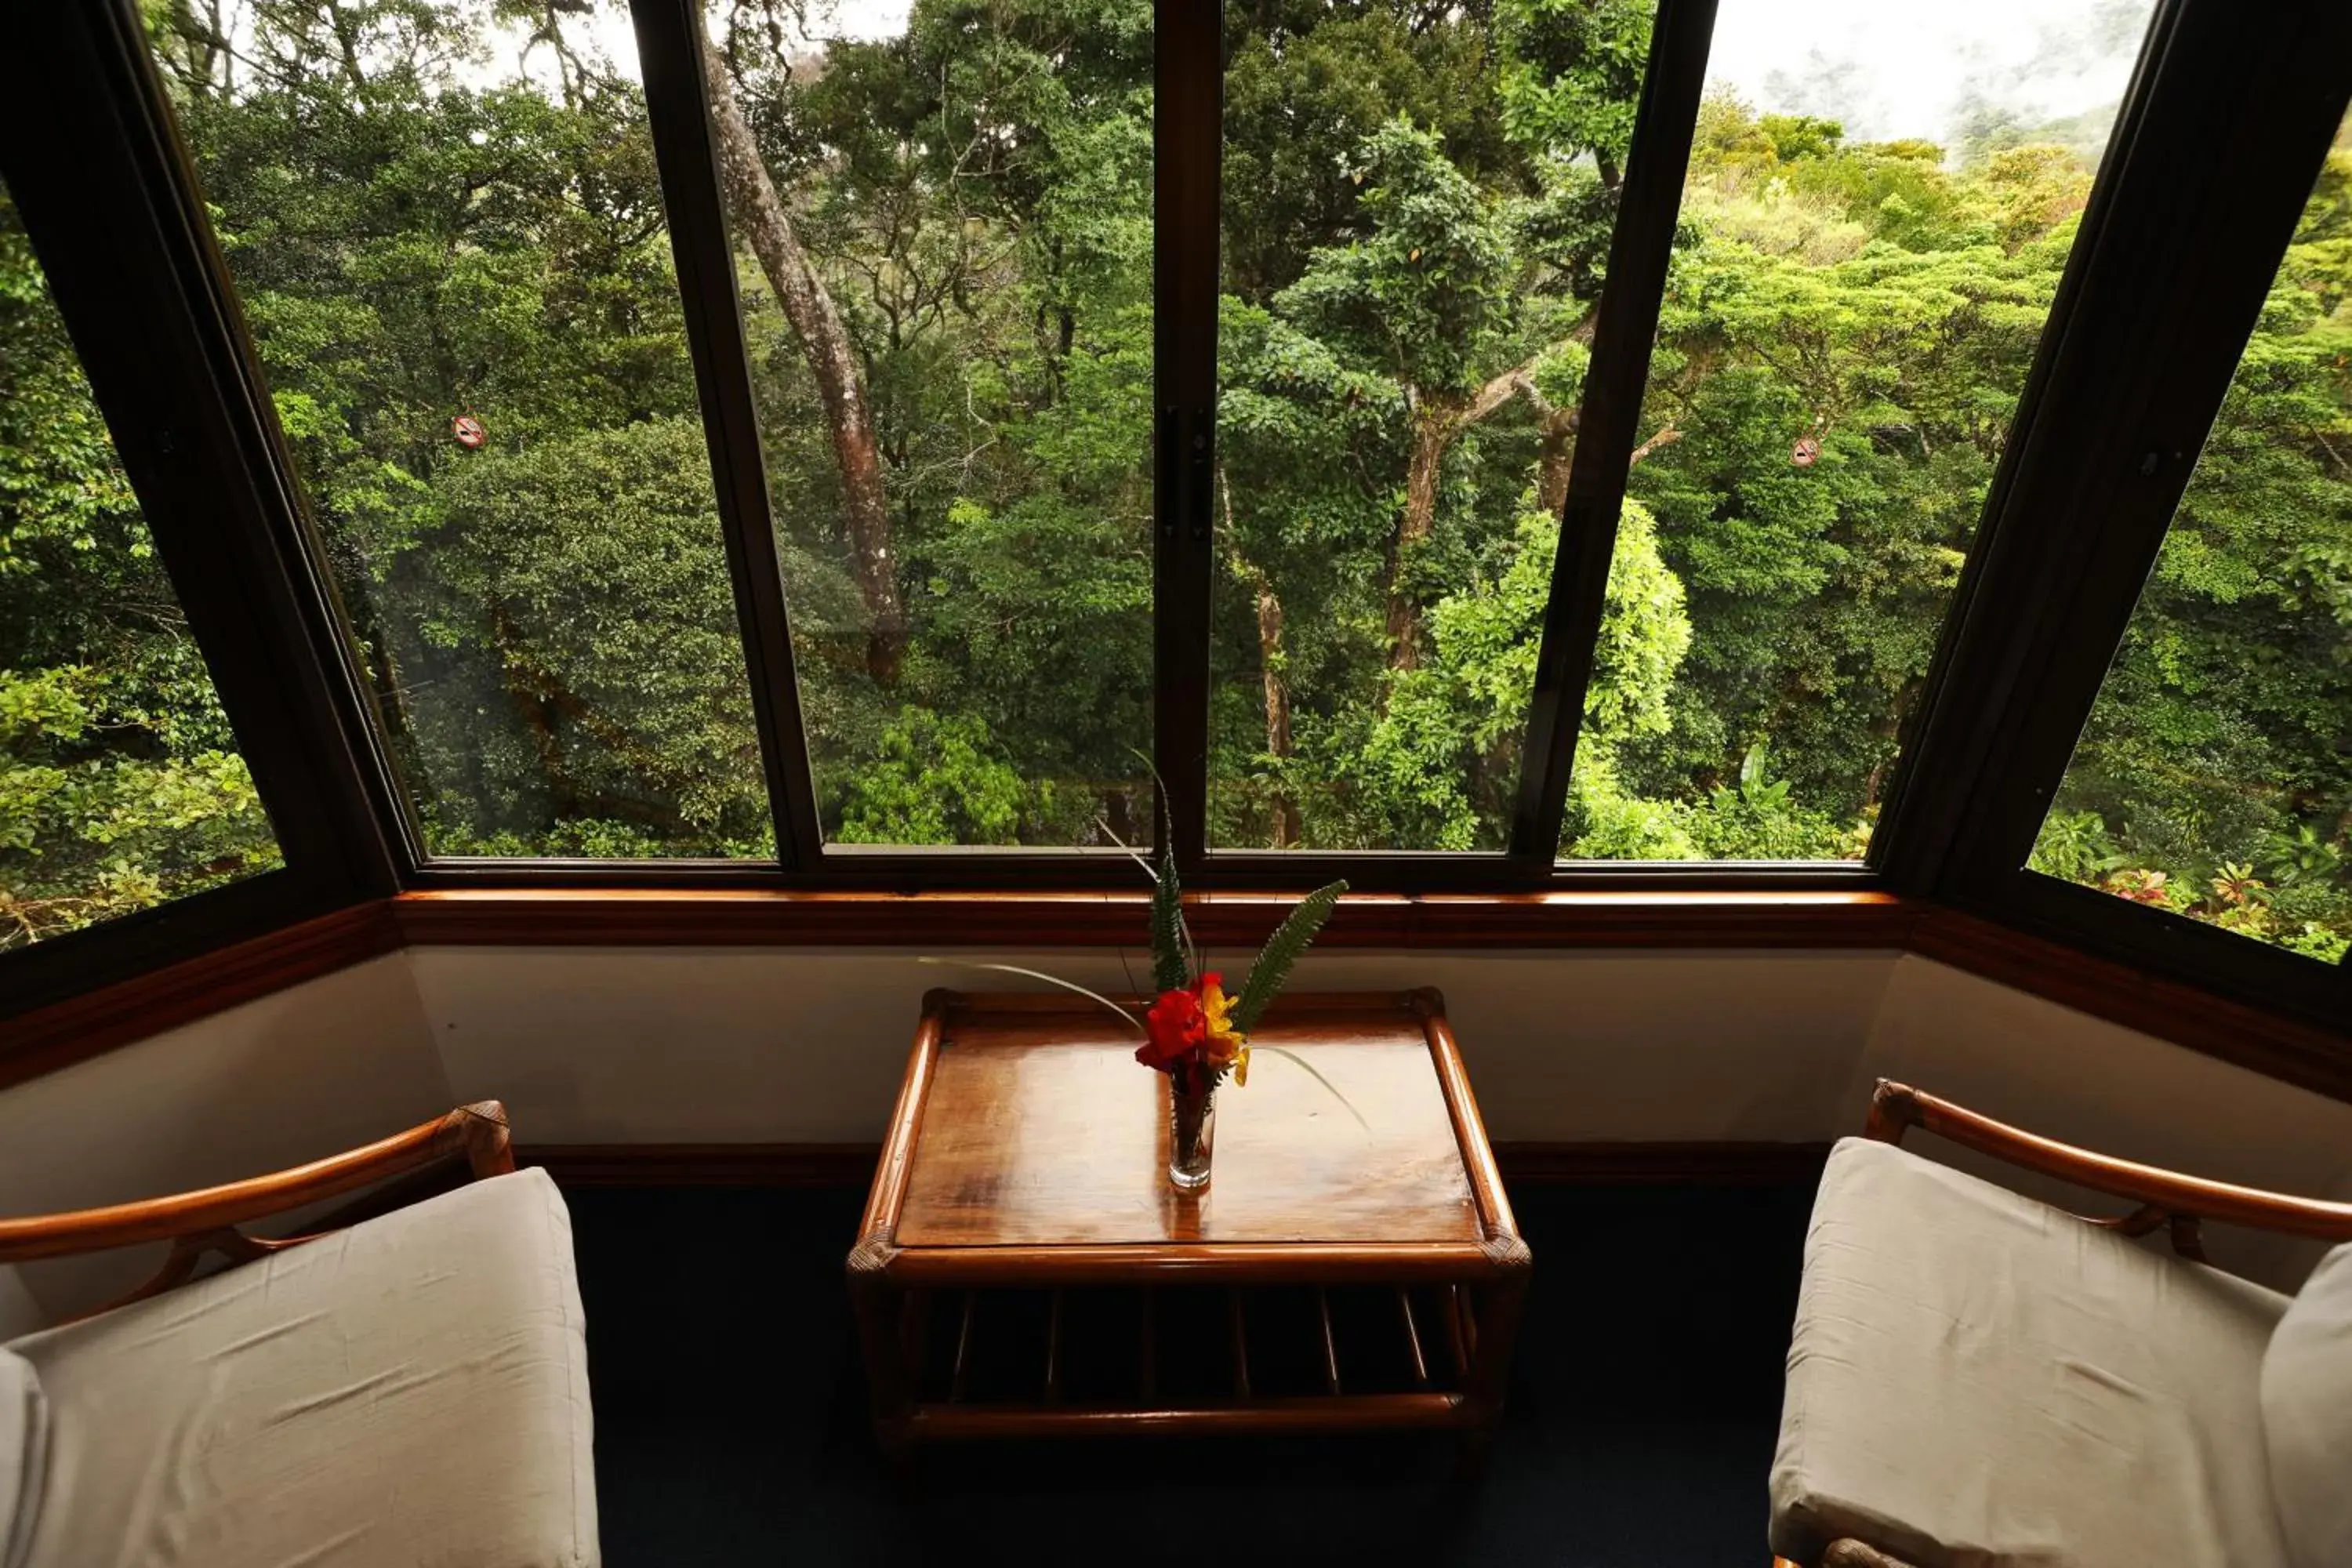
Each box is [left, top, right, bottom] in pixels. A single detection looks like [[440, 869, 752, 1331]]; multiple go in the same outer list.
[[0, 901, 401, 1092], [516, 1140, 1834, 1189], [519, 1142, 883, 1187], [1497, 1141, 1834, 1185]]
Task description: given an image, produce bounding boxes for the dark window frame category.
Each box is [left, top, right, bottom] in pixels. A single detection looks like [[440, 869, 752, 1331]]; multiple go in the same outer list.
[[1879, 0, 2352, 1027], [0, 2, 397, 1015], [0, 0, 2343, 1038]]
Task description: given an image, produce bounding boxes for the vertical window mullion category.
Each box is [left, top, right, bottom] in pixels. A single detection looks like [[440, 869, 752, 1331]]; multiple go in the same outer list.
[[1868, 2, 2188, 895], [1506, 0, 1719, 865], [631, 0, 824, 873], [1154, 0, 1221, 878]]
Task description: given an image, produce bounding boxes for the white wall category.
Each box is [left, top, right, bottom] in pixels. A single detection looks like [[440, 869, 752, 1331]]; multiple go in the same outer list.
[[0, 1267, 42, 1342], [5, 941, 2348, 1321], [1855, 954, 2352, 1287], [410, 946, 1900, 1144], [0, 953, 448, 1322]]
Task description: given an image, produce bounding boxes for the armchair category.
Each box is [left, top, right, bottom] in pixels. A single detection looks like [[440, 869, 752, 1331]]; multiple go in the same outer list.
[[1768, 1081, 2352, 1568], [0, 1102, 597, 1568]]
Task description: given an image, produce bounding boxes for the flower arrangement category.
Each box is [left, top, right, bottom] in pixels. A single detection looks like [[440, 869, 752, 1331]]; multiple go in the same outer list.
[[1132, 855, 1345, 1091], [1126, 844, 1346, 1189], [930, 819, 1346, 1191], [1137, 972, 1248, 1093]]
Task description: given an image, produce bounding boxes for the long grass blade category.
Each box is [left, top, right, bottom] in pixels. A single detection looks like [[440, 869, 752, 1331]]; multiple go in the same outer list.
[[915, 958, 1144, 1035], [1094, 815, 1159, 884], [1149, 848, 1189, 993], [1255, 1045, 1371, 1131]]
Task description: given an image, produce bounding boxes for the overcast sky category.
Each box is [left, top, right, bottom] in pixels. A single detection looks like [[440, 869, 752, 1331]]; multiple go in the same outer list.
[[825, 0, 917, 38], [546, 0, 909, 85], [1703, 0, 2151, 147], [777, 0, 2156, 154], [558, 0, 2153, 155]]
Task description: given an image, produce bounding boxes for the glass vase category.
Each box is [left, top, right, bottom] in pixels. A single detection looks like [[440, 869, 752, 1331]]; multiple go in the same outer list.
[[1168, 1080, 1216, 1192]]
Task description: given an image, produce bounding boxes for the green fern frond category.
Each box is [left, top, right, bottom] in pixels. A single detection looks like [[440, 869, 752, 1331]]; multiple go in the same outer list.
[[1231, 879, 1345, 1034], [1150, 841, 1189, 993]]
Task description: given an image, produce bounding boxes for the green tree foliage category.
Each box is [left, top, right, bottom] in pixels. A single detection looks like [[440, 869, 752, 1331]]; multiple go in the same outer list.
[[1, 184, 281, 949], [2, 0, 2341, 963], [720, 0, 1159, 841], [420, 419, 772, 854], [2035, 118, 2352, 956], [1211, 0, 1649, 847], [150, 0, 739, 856], [1618, 101, 2116, 840]]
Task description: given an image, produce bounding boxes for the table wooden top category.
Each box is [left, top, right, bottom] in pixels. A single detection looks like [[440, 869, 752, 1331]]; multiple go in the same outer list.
[[865, 990, 1509, 1272]]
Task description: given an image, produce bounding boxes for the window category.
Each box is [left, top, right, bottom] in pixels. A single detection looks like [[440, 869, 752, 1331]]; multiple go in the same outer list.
[[2030, 109, 2352, 967], [124, 0, 2188, 874], [146, 1, 771, 859], [1, 174, 282, 949], [1564, 0, 2157, 862], [711, 1, 1156, 849], [1212, 0, 1657, 851], [0, 0, 2338, 1040]]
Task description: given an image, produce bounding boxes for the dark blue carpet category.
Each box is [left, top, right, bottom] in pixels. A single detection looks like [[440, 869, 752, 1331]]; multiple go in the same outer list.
[[566, 1181, 1814, 1566]]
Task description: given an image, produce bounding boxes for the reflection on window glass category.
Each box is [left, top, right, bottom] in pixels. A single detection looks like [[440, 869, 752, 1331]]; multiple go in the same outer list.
[[1563, 0, 2156, 861], [717, 0, 1155, 848], [1214, 0, 1657, 849], [2032, 111, 2352, 966], [1, 178, 282, 949], [147, 1, 769, 858]]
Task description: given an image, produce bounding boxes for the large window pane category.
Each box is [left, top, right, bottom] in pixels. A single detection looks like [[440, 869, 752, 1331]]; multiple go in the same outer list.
[[1563, 0, 2154, 860], [2031, 111, 2352, 966], [1214, 0, 1657, 850], [147, 2, 770, 858], [714, 0, 1155, 848], [1, 176, 282, 949]]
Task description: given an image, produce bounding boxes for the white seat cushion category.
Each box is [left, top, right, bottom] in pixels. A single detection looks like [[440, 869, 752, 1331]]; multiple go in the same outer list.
[[1769, 1137, 2291, 1568], [0, 1348, 45, 1568], [2262, 1241, 2352, 1568], [3, 1168, 596, 1568]]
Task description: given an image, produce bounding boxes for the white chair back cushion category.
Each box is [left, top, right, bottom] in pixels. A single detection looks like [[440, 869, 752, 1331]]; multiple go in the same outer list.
[[2263, 1241, 2352, 1568], [0, 1348, 45, 1568], [1771, 1137, 2293, 1568], [2, 1169, 594, 1568]]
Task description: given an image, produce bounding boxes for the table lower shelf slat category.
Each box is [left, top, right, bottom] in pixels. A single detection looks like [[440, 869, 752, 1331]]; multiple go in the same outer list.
[[902, 1282, 1479, 1423], [905, 1392, 1472, 1440]]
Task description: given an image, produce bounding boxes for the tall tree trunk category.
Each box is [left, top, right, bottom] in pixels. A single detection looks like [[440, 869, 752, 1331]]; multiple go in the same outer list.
[[1385, 402, 1458, 674], [1252, 568, 1297, 848], [1531, 406, 1673, 519], [1224, 470, 1297, 848], [1381, 358, 1549, 677], [700, 31, 906, 684], [1535, 405, 1578, 517]]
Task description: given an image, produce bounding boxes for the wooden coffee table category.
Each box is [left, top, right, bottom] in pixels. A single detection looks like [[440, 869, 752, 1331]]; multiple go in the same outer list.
[[848, 988, 1530, 1457]]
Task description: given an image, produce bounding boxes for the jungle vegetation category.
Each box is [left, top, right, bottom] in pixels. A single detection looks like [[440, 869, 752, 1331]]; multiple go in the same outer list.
[[2, 0, 2345, 964]]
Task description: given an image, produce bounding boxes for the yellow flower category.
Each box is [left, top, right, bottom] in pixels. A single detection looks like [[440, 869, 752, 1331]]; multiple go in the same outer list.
[[1199, 973, 1250, 1085]]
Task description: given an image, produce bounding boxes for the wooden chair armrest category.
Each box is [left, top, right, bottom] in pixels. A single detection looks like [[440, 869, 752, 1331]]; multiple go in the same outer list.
[[0, 1100, 514, 1268], [1824, 1544, 1921, 1568], [1865, 1080, 2352, 1244], [1774, 1542, 1923, 1567]]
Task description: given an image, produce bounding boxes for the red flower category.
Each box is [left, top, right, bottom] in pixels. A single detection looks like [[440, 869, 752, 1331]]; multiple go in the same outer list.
[[1136, 984, 1207, 1073]]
